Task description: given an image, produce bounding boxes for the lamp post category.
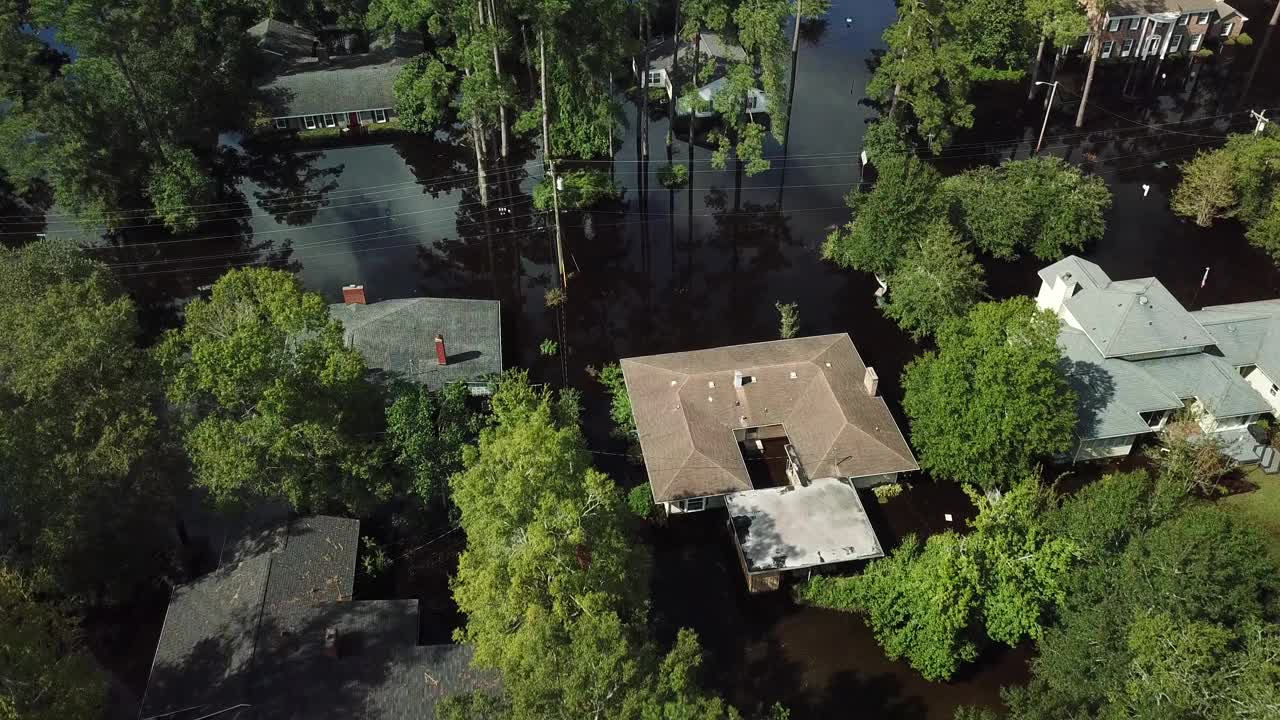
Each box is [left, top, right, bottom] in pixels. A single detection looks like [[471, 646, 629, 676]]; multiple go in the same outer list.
[[1034, 80, 1060, 154]]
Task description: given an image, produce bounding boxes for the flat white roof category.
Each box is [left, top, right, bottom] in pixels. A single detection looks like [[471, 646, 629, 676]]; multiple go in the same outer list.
[[724, 478, 883, 574]]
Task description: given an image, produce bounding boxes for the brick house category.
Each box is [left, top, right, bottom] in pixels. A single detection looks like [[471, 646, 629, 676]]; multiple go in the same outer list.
[[1085, 0, 1249, 61]]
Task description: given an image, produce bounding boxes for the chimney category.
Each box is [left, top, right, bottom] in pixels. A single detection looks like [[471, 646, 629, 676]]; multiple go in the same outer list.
[[734, 370, 745, 388], [323, 627, 339, 658], [864, 366, 879, 396], [434, 334, 448, 365], [342, 284, 366, 305]]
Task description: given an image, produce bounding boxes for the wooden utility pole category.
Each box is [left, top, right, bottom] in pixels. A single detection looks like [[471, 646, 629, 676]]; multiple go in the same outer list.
[[1252, 109, 1271, 135], [792, 0, 802, 53], [539, 29, 566, 286], [1272, 0, 1280, 25]]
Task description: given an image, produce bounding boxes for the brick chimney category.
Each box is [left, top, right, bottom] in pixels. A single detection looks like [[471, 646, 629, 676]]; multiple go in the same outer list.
[[864, 366, 879, 396], [342, 284, 366, 305], [434, 334, 448, 365]]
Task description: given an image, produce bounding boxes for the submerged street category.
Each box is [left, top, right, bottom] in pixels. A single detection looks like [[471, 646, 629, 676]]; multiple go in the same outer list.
[[40, 0, 1280, 716]]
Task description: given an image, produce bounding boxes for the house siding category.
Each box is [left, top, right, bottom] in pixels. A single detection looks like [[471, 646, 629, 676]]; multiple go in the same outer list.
[[1243, 366, 1280, 416], [1091, 10, 1243, 60], [272, 107, 398, 130], [1074, 434, 1143, 461]]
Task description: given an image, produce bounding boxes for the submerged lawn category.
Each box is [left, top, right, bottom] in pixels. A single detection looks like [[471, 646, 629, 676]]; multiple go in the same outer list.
[[1220, 468, 1280, 564]]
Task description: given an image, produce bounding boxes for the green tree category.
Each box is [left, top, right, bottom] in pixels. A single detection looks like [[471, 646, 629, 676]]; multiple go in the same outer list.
[[901, 298, 1076, 491], [883, 220, 986, 339], [157, 268, 386, 513], [798, 477, 1076, 680], [385, 381, 483, 509], [0, 0, 259, 231], [776, 301, 800, 339], [822, 154, 943, 276], [597, 363, 636, 439], [942, 156, 1111, 261], [532, 169, 620, 210], [1146, 421, 1236, 497], [0, 567, 107, 720], [0, 241, 174, 600], [1171, 147, 1241, 227], [1024, 0, 1087, 95], [393, 54, 455, 132]]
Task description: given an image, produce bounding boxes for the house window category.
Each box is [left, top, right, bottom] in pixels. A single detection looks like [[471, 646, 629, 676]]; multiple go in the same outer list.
[[1190, 33, 1203, 50], [303, 115, 318, 130], [324, 114, 336, 128], [1121, 38, 1135, 56], [1129, 17, 1140, 30], [682, 497, 706, 512], [1270, 383, 1278, 396], [1169, 34, 1182, 52], [1108, 18, 1122, 32], [646, 69, 663, 86], [1198, 12, 1210, 24], [1101, 40, 1115, 57], [1178, 15, 1190, 26], [274, 118, 287, 129], [374, 108, 388, 123], [1221, 22, 1233, 36]]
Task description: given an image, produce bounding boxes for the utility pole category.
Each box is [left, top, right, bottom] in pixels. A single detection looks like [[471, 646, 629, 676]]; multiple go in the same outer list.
[[1252, 109, 1271, 135], [539, 29, 567, 287], [792, 0, 802, 53], [1035, 80, 1060, 153], [1272, 0, 1280, 26]]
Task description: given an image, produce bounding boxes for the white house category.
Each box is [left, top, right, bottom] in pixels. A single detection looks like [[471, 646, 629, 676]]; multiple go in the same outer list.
[[1038, 257, 1275, 461], [636, 33, 769, 118]]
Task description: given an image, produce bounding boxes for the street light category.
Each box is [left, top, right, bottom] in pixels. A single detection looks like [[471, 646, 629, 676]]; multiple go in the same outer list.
[[1034, 80, 1060, 154]]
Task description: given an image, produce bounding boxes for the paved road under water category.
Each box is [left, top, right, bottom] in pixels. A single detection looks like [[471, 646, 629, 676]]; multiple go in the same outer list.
[[80, 0, 1280, 714]]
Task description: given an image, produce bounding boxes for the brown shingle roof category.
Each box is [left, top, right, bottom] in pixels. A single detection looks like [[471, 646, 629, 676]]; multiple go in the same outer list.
[[621, 335, 918, 503]]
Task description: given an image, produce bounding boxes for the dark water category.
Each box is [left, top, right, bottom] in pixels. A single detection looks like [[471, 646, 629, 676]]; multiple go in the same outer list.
[[61, 0, 1280, 714]]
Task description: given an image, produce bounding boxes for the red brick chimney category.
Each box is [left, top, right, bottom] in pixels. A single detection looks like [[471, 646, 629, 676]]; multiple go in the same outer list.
[[342, 284, 366, 305], [434, 334, 448, 365]]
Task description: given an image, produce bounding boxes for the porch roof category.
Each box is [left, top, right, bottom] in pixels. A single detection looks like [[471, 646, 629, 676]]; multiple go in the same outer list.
[[725, 479, 883, 574]]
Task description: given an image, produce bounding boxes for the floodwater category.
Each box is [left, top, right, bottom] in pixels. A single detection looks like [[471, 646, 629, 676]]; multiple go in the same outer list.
[[60, 0, 1280, 714]]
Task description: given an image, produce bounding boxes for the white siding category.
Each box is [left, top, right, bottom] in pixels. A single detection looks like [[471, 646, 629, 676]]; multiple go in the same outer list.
[[1243, 367, 1280, 416], [664, 495, 726, 515], [1074, 435, 1139, 460], [849, 472, 899, 489], [1115, 346, 1208, 361]]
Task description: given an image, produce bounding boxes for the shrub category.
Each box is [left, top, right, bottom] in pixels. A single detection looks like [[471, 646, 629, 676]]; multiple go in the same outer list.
[[539, 338, 559, 357], [873, 482, 905, 503], [627, 484, 654, 519], [597, 363, 636, 438], [360, 535, 391, 578], [658, 163, 689, 189], [776, 301, 800, 339], [533, 170, 620, 210]]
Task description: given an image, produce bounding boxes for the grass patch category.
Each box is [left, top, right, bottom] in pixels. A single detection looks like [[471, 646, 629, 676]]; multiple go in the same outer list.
[[1220, 467, 1280, 563]]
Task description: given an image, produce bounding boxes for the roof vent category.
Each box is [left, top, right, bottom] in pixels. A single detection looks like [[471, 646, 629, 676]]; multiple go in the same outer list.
[[1139, 295, 1150, 306], [708, 380, 715, 389], [789, 371, 798, 379]]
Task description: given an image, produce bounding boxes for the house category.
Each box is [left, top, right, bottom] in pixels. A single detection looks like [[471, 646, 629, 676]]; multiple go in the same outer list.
[[139, 516, 498, 720], [637, 33, 768, 118], [329, 285, 502, 394], [1038, 256, 1274, 462], [1085, 0, 1248, 61], [248, 19, 418, 132], [621, 334, 918, 591]]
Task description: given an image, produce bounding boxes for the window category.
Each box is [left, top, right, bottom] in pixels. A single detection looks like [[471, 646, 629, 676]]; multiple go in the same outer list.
[[324, 114, 336, 128], [1109, 17, 1122, 32], [1222, 22, 1233, 36], [1169, 34, 1182, 52], [1198, 12, 1210, 24], [682, 497, 706, 512], [374, 108, 388, 123], [274, 118, 287, 129], [1101, 40, 1115, 57], [1121, 38, 1135, 56], [1270, 383, 1278, 397], [1178, 14, 1190, 26], [1129, 17, 1140, 30], [646, 69, 663, 86], [303, 115, 318, 130], [1190, 33, 1203, 50]]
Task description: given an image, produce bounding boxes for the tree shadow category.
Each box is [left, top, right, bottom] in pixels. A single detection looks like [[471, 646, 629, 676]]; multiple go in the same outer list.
[[1058, 358, 1119, 441]]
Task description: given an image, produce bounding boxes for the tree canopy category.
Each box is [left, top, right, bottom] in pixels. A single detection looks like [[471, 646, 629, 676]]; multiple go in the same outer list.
[[901, 298, 1077, 490], [941, 156, 1112, 261], [156, 267, 387, 513], [1171, 131, 1280, 264], [385, 381, 483, 510], [822, 154, 943, 276], [0, 566, 107, 720], [798, 477, 1077, 681], [883, 219, 987, 339], [0, 240, 175, 600]]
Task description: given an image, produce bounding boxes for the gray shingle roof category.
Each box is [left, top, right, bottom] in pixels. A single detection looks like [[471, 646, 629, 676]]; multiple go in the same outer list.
[[621, 335, 917, 503], [248, 19, 318, 59], [1041, 256, 1217, 358], [329, 297, 502, 391], [141, 516, 496, 720], [1058, 329, 1183, 439], [1194, 299, 1280, 381], [263, 54, 410, 118], [1110, 0, 1243, 18]]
